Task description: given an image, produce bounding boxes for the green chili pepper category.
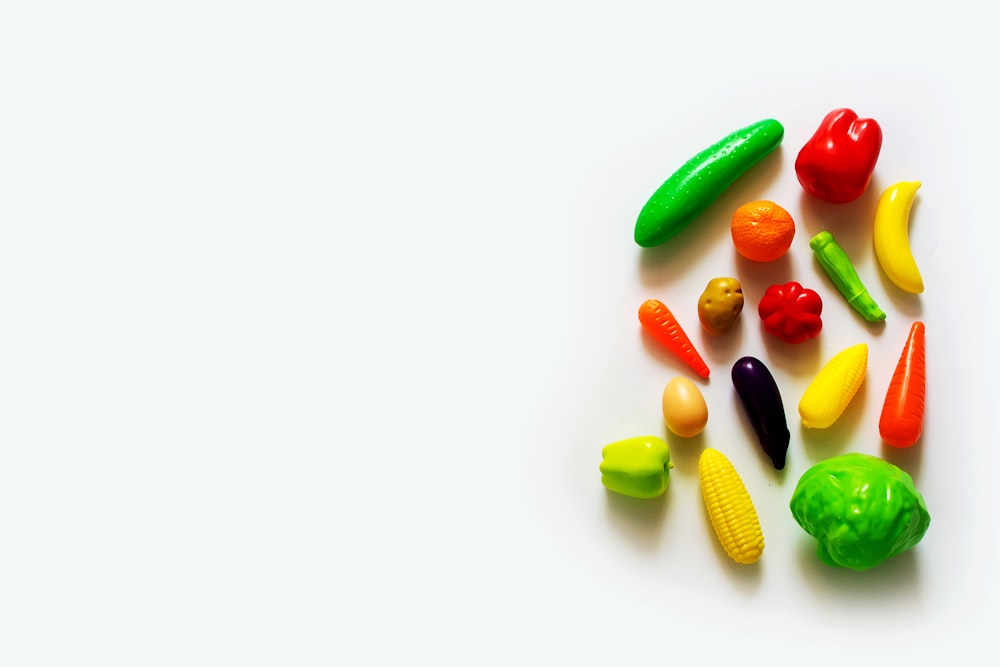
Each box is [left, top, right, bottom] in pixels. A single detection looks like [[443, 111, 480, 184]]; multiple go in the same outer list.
[[634, 118, 784, 248], [809, 230, 886, 322]]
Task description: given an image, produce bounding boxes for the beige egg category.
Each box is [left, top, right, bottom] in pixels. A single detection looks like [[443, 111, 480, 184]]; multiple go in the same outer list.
[[662, 376, 708, 438]]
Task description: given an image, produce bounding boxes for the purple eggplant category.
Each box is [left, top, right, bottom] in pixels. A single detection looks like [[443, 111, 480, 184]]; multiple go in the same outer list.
[[731, 356, 789, 470]]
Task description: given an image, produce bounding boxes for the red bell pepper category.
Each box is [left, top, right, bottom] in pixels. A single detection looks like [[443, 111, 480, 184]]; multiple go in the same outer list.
[[758, 281, 823, 344], [795, 108, 882, 204]]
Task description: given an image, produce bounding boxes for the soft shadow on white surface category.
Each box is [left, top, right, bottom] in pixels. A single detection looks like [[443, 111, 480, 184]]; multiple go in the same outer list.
[[698, 315, 746, 367], [664, 430, 704, 476], [799, 379, 871, 461], [760, 329, 823, 377], [797, 178, 885, 246], [880, 441, 925, 484], [733, 252, 795, 303], [603, 489, 670, 552], [878, 277, 924, 320], [697, 503, 765, 593], [795, 535, 923, 602]]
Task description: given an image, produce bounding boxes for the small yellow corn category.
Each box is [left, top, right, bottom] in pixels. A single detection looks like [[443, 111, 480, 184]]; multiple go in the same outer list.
[[698, 448, 763, 564], [799, 343, 868, 429]]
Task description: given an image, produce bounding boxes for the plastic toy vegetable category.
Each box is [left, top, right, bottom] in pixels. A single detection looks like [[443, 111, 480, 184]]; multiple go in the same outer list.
[[790, 453, 931, 570], [638, 299, 710, 378], [757, 281, 823, 344], [600, 436, 673, 499], [634, 119, 784, 248], [798, 343, 867, 429], [879, 321, 926, 448], [698, 277, 744, 335], [730, 200, 796, 262], [795, 108, 882, 204], [731, 356, 789, 470], [699, 448, 763, 565], [809, 230, 886, 322], [873, 180, 924, 294]]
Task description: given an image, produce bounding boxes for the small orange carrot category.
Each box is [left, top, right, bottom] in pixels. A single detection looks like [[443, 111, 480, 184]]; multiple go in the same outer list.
[[638, 299, 710, 379], [879, 321, 926, 448]]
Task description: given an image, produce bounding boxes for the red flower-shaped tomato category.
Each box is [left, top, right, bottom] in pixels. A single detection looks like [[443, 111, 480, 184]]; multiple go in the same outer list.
[[758, 282, 823, 344]]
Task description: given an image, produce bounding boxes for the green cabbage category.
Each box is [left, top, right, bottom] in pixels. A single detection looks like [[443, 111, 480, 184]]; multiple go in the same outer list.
[[789, 453, 930, 570]]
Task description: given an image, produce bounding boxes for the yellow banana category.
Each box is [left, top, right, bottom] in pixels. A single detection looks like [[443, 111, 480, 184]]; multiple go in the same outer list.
[[873, 181, 923, 294]]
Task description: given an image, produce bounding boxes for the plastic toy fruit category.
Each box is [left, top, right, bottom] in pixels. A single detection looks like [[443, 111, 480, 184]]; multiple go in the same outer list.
[[662, 376, 708, 438], [757, 281, 823, 344], [790, 453, 931, 570], [873, 180, 924, 294], [697, 277, 744, 335], [600, 436, 673, 499], [731, 200, 795, 262], [731, 356, 789, 470], [795, 108, 882, 204], [634, 119, 784, 248]]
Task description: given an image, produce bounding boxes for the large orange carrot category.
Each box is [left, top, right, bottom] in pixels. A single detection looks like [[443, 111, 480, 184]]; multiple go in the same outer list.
[[879, 321, 925, 448], [638, 299, 710, 379]]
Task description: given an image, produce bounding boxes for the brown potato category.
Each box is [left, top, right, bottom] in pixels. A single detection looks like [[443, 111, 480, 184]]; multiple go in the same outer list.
[[698, 277, 744, 335]]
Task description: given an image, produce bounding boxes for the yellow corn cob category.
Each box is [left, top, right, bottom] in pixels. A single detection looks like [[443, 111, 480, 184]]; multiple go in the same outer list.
[[698, 448, 763, 564], [798, 343, 868, 429]]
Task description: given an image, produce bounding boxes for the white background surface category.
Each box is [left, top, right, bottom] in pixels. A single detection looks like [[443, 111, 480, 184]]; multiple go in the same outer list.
[[2, 1, 997, 664]]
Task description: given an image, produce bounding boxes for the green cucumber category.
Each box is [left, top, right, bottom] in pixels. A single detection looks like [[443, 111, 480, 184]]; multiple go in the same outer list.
[[634, 118, 784, 248]]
